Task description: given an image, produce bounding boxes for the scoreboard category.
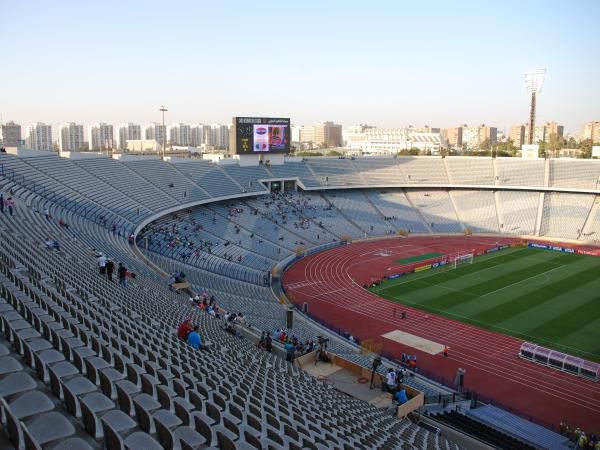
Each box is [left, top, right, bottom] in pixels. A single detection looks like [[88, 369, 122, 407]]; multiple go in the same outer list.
[[234, 117, 290, 154]]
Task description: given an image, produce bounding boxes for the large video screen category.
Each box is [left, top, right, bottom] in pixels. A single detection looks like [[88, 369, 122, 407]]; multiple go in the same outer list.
[[235, 117, 290, 154]]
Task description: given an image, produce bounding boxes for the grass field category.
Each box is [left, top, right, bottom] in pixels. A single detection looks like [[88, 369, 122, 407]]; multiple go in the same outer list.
[[370, 247, 600, 361]]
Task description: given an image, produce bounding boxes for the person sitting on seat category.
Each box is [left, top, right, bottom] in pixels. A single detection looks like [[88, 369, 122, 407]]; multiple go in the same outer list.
[[177, 319, 193, 340], [187, 325, 202, 349], [45, 239, 61, 251]]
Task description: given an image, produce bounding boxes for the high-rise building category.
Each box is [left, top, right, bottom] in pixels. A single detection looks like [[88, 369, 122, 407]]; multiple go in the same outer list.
[[300, 122, 342, 147], [143, 123, 166, 148], [0, 121, 22, 147], [118, 123, 141, 150], [190, 124, 204, 147], [26, 122, 53, 151], [203, 125, 215, 146], [212, 124, 229, 149], [441, 127, 462, 149], [521, 121, 564, 144], [59, 122, 85, 151], [460, 124, 497, 149], [580, 121, 600, 143], [509, 125, 526, 147], [168, 123, 191, 146], [88, 123, 114, 150]]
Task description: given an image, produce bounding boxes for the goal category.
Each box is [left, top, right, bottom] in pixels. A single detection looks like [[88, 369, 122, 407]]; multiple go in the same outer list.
[[450, 252, 474, 269]]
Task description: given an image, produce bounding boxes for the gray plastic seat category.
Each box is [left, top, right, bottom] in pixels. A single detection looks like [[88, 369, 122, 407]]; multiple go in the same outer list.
[[5, 391, 55, 420], [0, 356, 22, 376], [22, 411, 76, 446], [0, 372, 37, 398]]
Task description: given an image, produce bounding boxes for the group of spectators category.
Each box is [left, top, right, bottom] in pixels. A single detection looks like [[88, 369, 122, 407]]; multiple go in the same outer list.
[[176, 319, 203, 349], [96, 251, 130, 287], [559, 423, 599, 449], [138, 210, 269, 269], [257, 329, 316, 362]]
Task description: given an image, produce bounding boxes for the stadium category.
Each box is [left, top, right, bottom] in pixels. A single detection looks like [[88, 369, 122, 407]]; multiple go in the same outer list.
[[0, 147, 598, 450]]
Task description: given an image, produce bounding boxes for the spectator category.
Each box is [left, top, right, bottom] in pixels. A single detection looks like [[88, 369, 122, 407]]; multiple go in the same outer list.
[[105, 259, 115, 282], [97, 254, 107, 275], [370, 356, 382, 390], [385, 368, 396, 393], [118, 263, 128, 287], [285, 340, 296, 362], [394, 387, 408, 405], [6, 197, 14, 216], [59, 218, 69, 229], [264, 334, 273, 353], [45, 239, 60, 251], [44, 208, 50, 220], [187, 326, 202, 349], [0, 193, 3, 213], [177, 319, 193, 340], [236, 313, 246, 328]]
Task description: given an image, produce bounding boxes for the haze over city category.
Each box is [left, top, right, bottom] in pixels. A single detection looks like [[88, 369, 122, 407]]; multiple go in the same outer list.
[[2, 0, 599, 133]]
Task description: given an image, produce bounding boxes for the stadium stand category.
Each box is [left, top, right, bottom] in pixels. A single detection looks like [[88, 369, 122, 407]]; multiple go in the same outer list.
[[124, 159, 211, 203], [266, 161, 323, 188], [3, 153, 600, 449], [323, 190, 393, 237], [432, 410, 538, 450], [495, 158, 545, 187], [549, 159, 600, 190], [405, 190, 463, 233], [168, 160, 244, 198], [445, 158, 494, 186], [539, 192, 595, 240], [305, 158, 362, 186], [580, 196, 600, 243], [466, 405, 569, 450], [0, 194, 463, 449], [365, 190, 430, 233], [220, 165, 271, 194], [396, 158, 449, 184], [349, 157, 407, 185], [73, 157, 180, 213], [449, 190, 499, 233], [496, 191, 540, 235]]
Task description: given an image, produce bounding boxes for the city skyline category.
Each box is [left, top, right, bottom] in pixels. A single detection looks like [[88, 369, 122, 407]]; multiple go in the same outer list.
[[2, 0, 599, 134]]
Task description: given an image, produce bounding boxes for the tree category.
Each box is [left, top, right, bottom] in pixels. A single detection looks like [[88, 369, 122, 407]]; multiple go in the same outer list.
[[579, 138, 593, 158], [480, 139, 491, 151], [327, 150, 342, 156], [547, 133, 566, 158]]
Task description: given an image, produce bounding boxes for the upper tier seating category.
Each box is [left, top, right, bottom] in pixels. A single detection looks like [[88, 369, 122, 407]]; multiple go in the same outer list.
[[124, 159, 211, 203], [495, 158, 545, 187], [306, 158, 361, 186], [445, 158, 494, 185], [549, 160, 600, 190], [167, 160, 243, 198]]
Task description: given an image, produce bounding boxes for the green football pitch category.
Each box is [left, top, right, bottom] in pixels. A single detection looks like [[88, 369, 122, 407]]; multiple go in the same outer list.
[[370, 247, 600, 361]]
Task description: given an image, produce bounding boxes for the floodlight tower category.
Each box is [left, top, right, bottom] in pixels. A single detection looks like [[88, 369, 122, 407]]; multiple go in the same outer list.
[[524, 69, 546, 145], [159, 105, 168, 158]]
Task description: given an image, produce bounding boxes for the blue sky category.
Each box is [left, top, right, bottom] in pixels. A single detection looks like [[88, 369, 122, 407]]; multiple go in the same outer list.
[[2, 0, 599, 134]]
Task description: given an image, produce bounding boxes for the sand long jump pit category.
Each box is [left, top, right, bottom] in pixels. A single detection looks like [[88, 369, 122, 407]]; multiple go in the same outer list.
[[381, 330, 445, 355]]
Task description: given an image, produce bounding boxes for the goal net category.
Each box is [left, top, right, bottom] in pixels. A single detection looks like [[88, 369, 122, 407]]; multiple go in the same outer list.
[[449, 252, 474, 269]]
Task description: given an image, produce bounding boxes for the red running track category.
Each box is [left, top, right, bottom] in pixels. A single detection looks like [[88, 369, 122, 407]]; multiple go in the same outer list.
[[282, 235, 599, 434]]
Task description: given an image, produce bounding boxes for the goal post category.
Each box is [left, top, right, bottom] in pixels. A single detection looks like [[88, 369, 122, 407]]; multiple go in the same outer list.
[[450, 252, 474, 269]]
